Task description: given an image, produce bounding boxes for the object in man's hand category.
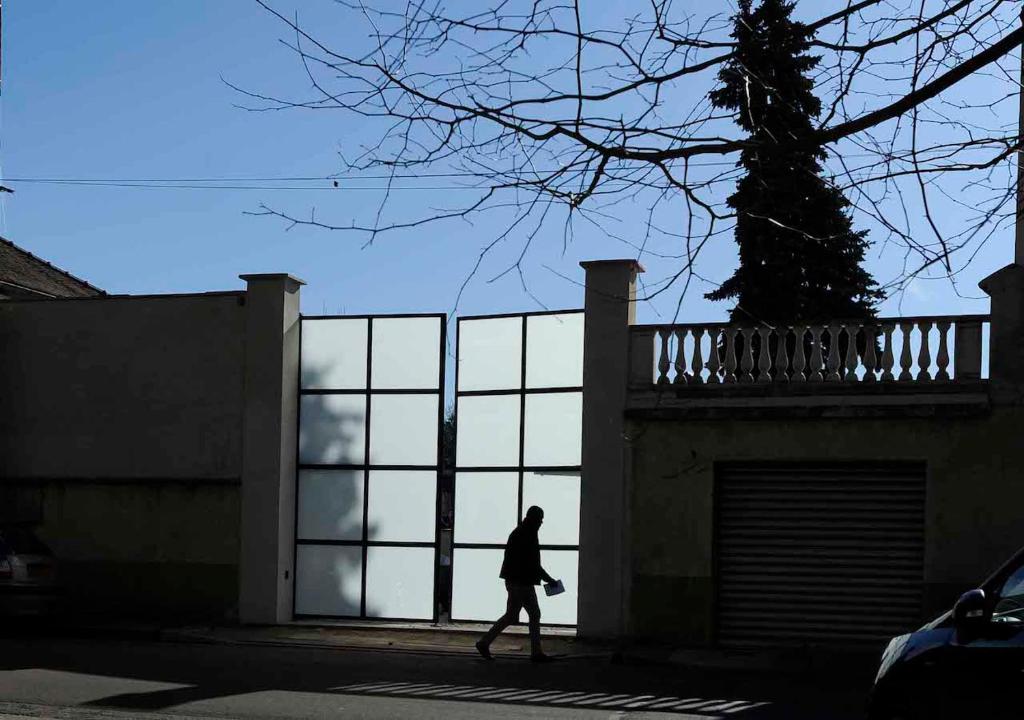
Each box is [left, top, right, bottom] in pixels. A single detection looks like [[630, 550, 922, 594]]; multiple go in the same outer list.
[[544, 580, 565, 597]]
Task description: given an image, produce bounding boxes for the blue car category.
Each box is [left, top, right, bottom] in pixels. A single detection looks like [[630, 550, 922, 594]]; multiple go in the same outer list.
[[868, 546, 1024, 719]]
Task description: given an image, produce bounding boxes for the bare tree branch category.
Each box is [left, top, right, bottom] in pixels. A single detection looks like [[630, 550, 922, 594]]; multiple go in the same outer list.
[[240, 0, 1023, 310]]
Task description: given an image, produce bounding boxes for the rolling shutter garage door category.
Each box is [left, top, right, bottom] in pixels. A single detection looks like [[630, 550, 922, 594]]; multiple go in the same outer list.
[[716, 463, 925, 648]]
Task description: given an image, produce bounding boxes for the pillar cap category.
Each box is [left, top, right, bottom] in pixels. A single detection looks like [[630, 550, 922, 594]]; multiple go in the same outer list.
[[978, 263, 1024, 296], [239, 273, 306, 291], [579, 258, 645, 273]]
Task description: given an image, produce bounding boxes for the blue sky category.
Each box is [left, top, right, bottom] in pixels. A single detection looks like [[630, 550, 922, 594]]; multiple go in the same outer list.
[[3, 1, 1016, 323]]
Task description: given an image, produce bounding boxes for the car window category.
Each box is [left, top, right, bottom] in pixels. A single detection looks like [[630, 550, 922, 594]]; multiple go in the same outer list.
[[992, 562, 1024, 624]]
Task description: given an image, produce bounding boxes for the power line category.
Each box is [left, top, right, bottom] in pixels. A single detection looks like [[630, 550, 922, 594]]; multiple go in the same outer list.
[[0, 163, 740, 184], [9, 180, 485, 191], [0, 149, 892, 192], [3, 177, 714, 192]]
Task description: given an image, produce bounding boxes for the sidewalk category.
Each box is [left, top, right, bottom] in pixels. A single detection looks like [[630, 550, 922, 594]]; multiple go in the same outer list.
[[161, 622, 879, 680], [161, 622, 609, 660], [25, 617, 879, 681]]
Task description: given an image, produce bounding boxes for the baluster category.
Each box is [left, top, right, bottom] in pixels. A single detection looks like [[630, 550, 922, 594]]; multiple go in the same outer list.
[[739, 328, 755, 383], [757, 327, 773, 383], [825, 322, 842, 382], [935, 320, 951, 381], [808, 325, 825, 382], [898, 321, 914, 381], [723, 328, 738, 384], [791, 326, 807, 382], [774, 327, 790, 383], [862, 324, 878, 383], [881, 323, 896, 381], [673, 328, 689, 386], [706, 328, 722, 384], [657, 328, 671, 384], [916, 320, 933, 381], [844, 323, 860, 382], [689, 327, 705, 384]]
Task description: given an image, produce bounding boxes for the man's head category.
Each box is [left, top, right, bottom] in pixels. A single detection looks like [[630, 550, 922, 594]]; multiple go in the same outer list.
[[524, 505, 545, 530]]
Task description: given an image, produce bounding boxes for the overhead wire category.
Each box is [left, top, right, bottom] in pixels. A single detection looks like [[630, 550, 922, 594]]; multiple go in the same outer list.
[[3, 162, 737, 186], [0, 151, 886, 192]]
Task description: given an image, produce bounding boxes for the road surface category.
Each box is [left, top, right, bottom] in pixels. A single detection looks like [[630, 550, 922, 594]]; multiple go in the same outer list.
[[0, 635, 871, 719]]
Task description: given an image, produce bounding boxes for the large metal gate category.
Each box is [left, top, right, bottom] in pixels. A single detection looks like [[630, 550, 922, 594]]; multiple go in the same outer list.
[[294, 314, 445, 621], [451, 310, 584, 626], [715, 462, 926, 647]]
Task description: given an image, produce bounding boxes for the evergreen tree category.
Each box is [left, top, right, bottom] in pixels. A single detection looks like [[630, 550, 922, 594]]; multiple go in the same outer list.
[[706, 0, 882, 325]]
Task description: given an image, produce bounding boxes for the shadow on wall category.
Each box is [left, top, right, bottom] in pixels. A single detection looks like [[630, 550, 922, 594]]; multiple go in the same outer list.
[[296, 363, 376, 618], [8, 480, 242, 625]]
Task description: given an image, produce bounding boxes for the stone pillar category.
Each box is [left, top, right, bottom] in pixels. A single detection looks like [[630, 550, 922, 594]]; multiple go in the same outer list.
[[238, 273, 304, 624], [979, 263, 1024, 404], [577, 259, 643, 639]]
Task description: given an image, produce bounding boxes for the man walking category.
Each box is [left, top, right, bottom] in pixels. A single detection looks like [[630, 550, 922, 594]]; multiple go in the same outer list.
[[475, 506, 556, 662]]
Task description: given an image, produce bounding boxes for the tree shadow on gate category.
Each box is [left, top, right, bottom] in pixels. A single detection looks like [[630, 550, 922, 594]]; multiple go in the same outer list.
[[296, 363, 378, 618]]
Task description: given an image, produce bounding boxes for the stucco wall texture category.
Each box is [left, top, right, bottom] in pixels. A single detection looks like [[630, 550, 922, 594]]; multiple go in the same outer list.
[[626, 408, 1024, 644], [0, 293, 248, 619]]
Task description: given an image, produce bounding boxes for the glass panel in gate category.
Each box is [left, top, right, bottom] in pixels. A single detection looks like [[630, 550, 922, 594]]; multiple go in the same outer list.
[[452, 311, 584, 625], [295, 314, 445, 620]]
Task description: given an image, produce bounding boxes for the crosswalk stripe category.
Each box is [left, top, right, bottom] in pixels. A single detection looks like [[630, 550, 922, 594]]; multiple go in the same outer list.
[[622, 696, 664, 708], [332, 682, 401, 692], [343, 682, 419, 693], [675, 699, 726, 711], [662, 697, 708, 710], [386, 684, 444, 695], [725, 701, 771, 714], [406, 685, 465, 696], [496, 690, 556, 702], [469, 688, 530, 700], [546, 692, 597, 704], [644, 697, 682, 709], [442, 686, 500, 698], [574, 693, 633, 706], [522, 691, 575, 703], [702, 700, 750, 712], [428, 685, 480, 697], [329, 680, 767, 715], [551, 692, 610, 704], [599, 694, 656, 707], [503, 690, 562, 702]]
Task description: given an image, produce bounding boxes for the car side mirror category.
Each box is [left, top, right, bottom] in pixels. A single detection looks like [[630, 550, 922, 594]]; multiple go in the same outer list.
[[953, 588, 988, 629]]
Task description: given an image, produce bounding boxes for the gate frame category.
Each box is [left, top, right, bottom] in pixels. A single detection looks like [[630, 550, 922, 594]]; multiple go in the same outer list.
[[451, 308, 584, 627], [293, 312, 447, 623]]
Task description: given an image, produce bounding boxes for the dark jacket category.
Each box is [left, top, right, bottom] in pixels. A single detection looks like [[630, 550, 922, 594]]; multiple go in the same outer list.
[[499, 524, 543, 585]]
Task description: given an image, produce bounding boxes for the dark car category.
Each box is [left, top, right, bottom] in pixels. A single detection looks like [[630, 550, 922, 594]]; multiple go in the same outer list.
[[868, 545, 1024, 719], [0, 526, 60, 616]]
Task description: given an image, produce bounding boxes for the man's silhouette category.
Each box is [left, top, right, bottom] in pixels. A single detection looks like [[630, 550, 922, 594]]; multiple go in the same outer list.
[[475, 505, 556, 662]]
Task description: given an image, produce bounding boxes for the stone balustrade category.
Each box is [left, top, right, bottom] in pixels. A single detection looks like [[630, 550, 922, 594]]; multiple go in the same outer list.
[[629, 315, 989, 387]]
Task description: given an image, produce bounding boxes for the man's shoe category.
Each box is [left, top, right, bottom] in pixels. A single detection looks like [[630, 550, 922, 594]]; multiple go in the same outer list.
[[530, 653, 554, 663], [475, 640, 493, 660]]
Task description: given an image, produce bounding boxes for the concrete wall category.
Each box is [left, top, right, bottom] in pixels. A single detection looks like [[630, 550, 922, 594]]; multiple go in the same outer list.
[[0, 292, 248, 620], [0, 293, 246, 479], [3, 479, 240, 620], [626, 407, 1024, 644]]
